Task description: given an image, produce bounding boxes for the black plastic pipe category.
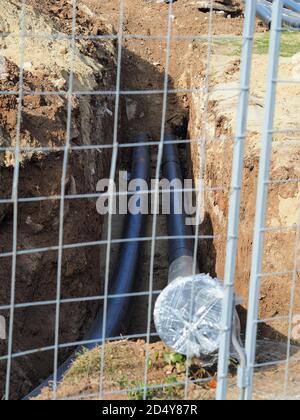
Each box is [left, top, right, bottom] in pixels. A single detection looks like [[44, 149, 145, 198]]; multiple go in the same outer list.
[[162, 134, 194, 265], [86, 133, 150, 344], [266, 0, 300, 14], [25, 133, 150, 399], [256, 1, 273, 28], [283, 0, 300, 13]]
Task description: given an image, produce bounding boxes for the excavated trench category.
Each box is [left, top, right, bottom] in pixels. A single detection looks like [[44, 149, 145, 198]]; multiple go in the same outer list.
[[0, 0, 117, 399], [4, 0, 300, 401]]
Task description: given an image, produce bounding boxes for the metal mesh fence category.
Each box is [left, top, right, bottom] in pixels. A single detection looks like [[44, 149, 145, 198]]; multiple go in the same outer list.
[[0, 0, 299, 401]]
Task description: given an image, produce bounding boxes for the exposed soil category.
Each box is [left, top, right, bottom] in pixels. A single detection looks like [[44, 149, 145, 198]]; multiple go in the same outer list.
[[33, 340, 220, 400], [1, 0, 251, 399], [2, 0, 298, 401], [34, 339, 300, 400], [85, 0, 253, 339], [0, 0, 116, 399], [186, 41, 300, 340]]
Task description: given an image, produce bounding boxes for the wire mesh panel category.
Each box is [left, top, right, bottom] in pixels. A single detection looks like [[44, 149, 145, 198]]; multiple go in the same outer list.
[[242, 0, 300, 401], [0, 0, 299, 402]]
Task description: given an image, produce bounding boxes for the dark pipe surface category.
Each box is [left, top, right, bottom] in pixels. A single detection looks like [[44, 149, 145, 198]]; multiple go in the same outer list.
[[281, 8, 300, 28], [282, 0, 300, 13], [86, 133, 150, 343], [256, 2, 273, 28], [25, 133, 150, 399], [162, 134, 194, 264]]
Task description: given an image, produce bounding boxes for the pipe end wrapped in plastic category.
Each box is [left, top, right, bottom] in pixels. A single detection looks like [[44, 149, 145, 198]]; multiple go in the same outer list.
[[154, 274, 225, 358]]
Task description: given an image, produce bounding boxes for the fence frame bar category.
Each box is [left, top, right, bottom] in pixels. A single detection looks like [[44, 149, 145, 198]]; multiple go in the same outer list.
[[243, 0, 284, 401]]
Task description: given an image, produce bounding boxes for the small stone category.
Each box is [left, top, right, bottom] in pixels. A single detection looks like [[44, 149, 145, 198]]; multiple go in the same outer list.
[[163, 364, 173, 374], [26, 216, 44, 234], [53, 77, 66, 89], [0, 73, 9, 81], [67, 175, 77, 195]]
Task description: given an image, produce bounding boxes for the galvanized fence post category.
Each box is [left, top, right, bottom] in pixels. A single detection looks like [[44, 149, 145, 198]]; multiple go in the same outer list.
[[216, 0, 257, 401], [243, 0, 283, 400]]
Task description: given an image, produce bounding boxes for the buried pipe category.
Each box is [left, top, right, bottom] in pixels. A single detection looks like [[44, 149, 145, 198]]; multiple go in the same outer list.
[[25, 133, 150, 399], [165, 0, 300, 28], [256, 0, 300, 29], [256, 1, 273, 28], [154, 135, 241, 359], [281, 0, 300, 13], [280, 5, 300, 28], [266, 0, 300, 14]]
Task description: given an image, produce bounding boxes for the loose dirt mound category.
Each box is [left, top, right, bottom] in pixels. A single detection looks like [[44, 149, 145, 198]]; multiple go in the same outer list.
[[34, 339, 300, 400], [33, 340, 218, 400], [0, 0, 116, 399], [185, 41, 300, 340], [2, 0, 295, 401]]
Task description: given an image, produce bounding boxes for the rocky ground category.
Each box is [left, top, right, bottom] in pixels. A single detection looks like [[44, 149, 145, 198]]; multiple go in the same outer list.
[[86, 0, 254, 342]]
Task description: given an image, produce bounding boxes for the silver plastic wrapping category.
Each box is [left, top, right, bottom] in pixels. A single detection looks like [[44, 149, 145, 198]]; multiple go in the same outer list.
[[154, 273, 226, 358]]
